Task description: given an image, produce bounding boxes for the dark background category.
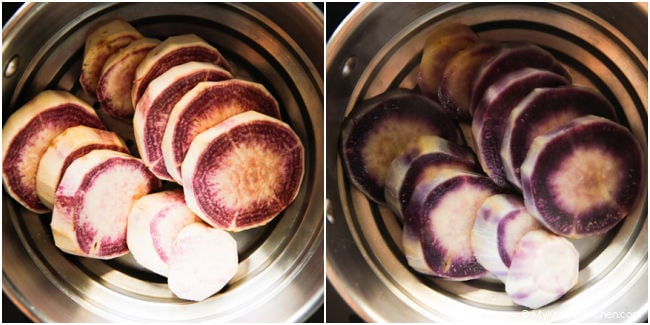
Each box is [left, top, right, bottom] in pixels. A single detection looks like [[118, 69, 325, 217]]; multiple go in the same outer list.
[[1, 2, 328, 323]]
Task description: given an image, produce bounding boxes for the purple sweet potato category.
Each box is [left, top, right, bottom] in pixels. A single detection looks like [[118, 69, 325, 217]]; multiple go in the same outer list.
[[520, 115, 644, 238], [403, 169, 500, 280], [341, 89, 464, 204]]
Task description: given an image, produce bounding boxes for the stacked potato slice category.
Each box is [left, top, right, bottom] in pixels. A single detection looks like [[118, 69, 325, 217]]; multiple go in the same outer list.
[[3, 91, 109, 214], [2, 19, 305, 302], [2, 90, 162, 260], [340, 22, 644, 309]]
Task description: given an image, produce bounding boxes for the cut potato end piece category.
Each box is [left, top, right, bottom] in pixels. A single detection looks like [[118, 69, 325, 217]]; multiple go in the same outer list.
[[438, 41, 502, 121], [80, 19, 143, 96], [418, 23, 479, 99], [505, 230, 579, 309], [167, 223, 238, 301]]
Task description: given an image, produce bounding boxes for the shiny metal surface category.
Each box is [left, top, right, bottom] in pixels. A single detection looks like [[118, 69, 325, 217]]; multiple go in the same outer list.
[[3, 3, 323, 322], [326, 3, 647, 322]]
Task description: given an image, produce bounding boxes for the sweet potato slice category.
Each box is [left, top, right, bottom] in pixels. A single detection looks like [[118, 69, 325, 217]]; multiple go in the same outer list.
[[384, 135, 477, 219], [131, 34, 232, 108], [438, 41, 502, 121], [133, 61, 232, 181], [50, 150, 161, 258], [36, 125, 128, 209], [521, 115, 644, 237], [162, 79, 280, 184], [80, 19, 142, 96], [167, 223, 238, 301], [505, 230, 579, 309], [182, 111, 304, 231], [403, 169, 500, 280], [417, 23, 479, 99], [471, 194, 541, 281], [340, 89, 464, 204], [2, 90, 105, 213], [127, 190, 200, 276], [97, 37, 161, 120], [469, 42, 570, 115], [471, 68, 569, 187], [501, 85, 618, 189]]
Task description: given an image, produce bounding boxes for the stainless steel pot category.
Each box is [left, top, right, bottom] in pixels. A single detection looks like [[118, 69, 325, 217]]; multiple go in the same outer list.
[[3, 3, 323, 322], [326, 3, 647, 322]]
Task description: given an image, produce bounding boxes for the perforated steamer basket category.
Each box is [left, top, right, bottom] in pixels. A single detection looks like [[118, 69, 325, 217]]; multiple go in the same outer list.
[[326, 3, 647, 322], [2, 3, 323, 322]]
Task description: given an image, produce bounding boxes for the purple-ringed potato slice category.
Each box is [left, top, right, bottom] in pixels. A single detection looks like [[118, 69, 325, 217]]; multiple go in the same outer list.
[[36, 125, 129, 209], [51, 150, 161, 259], [418, 23, 479, 99], [520, 115, 644, 238], [471, 68, 569, 188], [469, 42, 571, 115], [133, 61, 232, 181], [340, 89, 464, 204], [471, 194, 541, 281], [403, 169, 500, 280], [127, 190, 200, 277], [80, 19, 143, 96], [182, 111, 304, 232], [168, 223, 238, 301], [501, 85, 618, 189], [97, 37, 161, 120], [162, 79, 280, 184], [2, 90, 105, 213], [384, 135, 478, 220], [131, 34, 232, 108], [438, 41, 502, 122]]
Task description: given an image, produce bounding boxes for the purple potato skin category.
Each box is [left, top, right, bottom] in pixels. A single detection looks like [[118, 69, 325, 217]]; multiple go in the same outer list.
[[469, 42, 571, 116], [497, 211, 526, 267], [503, 86, 618, 188], [340, 89, 463, 204], [521, 116, 644, 238], [472, 68, 569, 188]]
